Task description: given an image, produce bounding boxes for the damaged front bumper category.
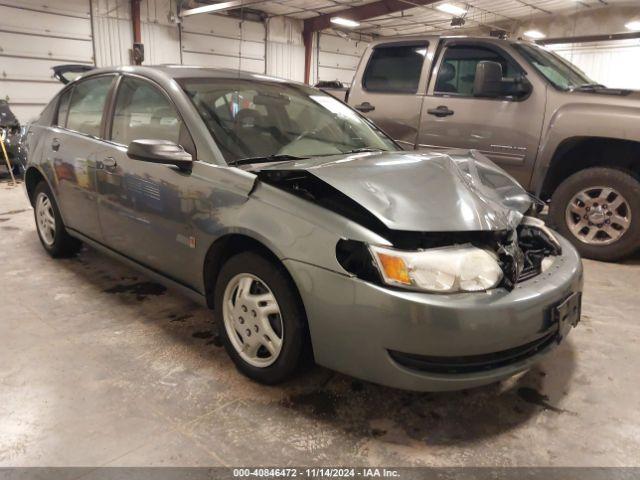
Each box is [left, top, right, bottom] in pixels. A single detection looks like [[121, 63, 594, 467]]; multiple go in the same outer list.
[[285, 234, 583, 392]]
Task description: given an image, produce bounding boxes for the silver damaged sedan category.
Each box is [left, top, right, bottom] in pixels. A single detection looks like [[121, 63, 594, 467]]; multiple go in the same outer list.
[[24, 66, 583, 391]]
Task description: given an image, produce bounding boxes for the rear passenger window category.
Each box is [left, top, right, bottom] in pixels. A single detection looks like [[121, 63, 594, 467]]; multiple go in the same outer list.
[[111, 77, 181, 146], [55, 89, 72, 127], [66, 76, 113, 137], [363, 44, 428, 93]]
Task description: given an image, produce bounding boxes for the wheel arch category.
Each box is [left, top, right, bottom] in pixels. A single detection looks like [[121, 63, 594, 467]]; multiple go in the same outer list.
[[203, 233, 292, 310], [539, 136, 640, 200], [24, 166, 51, 206]]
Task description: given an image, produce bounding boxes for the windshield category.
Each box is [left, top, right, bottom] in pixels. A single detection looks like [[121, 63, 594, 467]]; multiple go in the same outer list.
[[513, 43, 595, 91], [180, 78, 398, 164]]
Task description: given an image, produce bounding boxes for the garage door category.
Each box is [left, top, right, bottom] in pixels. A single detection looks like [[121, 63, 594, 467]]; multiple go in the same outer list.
[[0, 0, 94, 124], [180, 14, 265, 74], [318, 33, 368, 87], [549, 39, 640, 90]]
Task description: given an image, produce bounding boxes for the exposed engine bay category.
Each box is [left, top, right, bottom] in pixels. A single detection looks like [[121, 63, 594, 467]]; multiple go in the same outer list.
[[256, 167, 561, 292]]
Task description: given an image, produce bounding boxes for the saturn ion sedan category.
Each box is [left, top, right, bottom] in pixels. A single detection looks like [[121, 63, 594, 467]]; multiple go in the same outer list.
[[23, 66, 583, 391]]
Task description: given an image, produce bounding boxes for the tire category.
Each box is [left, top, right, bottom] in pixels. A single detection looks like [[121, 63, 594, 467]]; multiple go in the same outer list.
[[549, 167, 640, 261], [33, 181, 82, 258], [214, 252, 309, 384]]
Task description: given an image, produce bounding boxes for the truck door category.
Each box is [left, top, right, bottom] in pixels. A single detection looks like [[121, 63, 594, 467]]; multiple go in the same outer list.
[[418, 40, 546, 188], [348, 40, 435, 150]]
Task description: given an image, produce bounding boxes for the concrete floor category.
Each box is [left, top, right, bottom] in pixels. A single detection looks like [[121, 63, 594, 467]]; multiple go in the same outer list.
[[1, 177, 639, 468]]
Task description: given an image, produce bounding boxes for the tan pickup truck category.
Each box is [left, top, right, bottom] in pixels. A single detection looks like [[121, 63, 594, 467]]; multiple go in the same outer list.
[[344, 35, 640, 261]]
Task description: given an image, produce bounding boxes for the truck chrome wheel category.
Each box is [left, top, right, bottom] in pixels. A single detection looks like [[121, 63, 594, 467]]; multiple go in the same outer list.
[[222, 273, 284, 368], [36, 192, 56, 246], [565, 186, 631, 245]]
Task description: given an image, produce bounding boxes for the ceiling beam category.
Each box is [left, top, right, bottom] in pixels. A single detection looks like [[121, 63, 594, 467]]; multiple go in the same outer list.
[[303, 0, 441, 33]]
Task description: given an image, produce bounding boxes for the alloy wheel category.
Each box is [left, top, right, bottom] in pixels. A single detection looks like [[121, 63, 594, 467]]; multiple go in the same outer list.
[[36, 192, 56, 246], [565, 186, 631, 245]]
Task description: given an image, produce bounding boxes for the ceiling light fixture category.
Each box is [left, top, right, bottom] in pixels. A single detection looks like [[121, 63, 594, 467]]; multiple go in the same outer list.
[[625, 21, 640, 31], [524, 30, 546, 39], [330, 17, 360, 28], [436, 3, 467, 16], [179, 0, 262, 17]]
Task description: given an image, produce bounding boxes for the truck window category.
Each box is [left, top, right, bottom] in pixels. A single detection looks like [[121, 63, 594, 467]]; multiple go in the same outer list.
[[363, 43, 428, 94], [435, 45, 521, 96]]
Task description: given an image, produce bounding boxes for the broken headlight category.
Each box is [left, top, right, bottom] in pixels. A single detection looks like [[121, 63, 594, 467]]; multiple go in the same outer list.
[[369, 244, 503, 293]]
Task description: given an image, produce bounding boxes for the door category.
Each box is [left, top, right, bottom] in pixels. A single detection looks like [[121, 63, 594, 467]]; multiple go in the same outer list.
[[51, 75, 115, 241], [348, 41, 435, 150], [418, 40, 546, 188], [96, 75, 198, 286]]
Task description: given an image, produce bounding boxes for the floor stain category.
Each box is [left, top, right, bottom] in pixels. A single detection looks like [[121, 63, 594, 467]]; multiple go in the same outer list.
[[206, 335, 223, 347], [517, 387, 564, 413], [0, 218, 8, 223], [1, 225, 19, 230], [103, 281, 166, 301], [0, 208, 30, 216], [286, 390, 337, 416], [192, 330, 214, 339], [169, 313, 194, 323]]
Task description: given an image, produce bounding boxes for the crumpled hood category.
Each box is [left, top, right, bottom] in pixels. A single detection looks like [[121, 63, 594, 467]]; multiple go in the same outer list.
[[256, 149, 532, 232]]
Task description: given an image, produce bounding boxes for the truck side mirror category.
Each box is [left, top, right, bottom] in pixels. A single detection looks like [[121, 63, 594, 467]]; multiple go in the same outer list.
[[473, 61, 505, 98], [474, 61, 533, 99]]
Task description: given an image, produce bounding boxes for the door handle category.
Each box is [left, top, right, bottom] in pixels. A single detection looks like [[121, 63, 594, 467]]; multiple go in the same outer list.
[[101, 157, 117, 169], [354, 102, 375, 113], [51, 138, 60, 151], [427, 106, 454, 117]]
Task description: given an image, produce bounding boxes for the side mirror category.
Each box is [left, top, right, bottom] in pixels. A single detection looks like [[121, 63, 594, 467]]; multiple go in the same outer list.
[[474, 60, 532, 99], [127, 139, 192, 171], [473, 61, 505, 98]]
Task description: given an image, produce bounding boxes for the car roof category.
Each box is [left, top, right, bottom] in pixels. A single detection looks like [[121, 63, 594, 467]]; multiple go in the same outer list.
[[74, 64, 306, 86]]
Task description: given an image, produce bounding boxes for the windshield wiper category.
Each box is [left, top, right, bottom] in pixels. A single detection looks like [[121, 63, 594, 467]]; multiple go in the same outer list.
[[230, 154, 308, 167], [342, 148, 384, 154], [573, 83, 606, 91]]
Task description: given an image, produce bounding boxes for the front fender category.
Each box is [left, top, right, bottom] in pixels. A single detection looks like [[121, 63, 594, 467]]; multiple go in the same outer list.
[[532, 102, 640, 196]]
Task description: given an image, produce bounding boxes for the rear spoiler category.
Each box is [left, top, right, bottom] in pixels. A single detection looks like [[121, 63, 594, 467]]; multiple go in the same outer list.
[[52, 64, 95, 84]]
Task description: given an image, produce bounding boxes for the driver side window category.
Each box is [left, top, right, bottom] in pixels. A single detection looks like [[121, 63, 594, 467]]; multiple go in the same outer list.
[[435, 45, 521, 96], [111, 77, 182, 146]]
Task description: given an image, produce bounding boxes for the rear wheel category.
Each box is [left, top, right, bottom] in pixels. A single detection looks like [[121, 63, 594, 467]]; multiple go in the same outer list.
[[214, 252, 309, 384], [549, 167, 640, 261], [33, 181, 82, 257]]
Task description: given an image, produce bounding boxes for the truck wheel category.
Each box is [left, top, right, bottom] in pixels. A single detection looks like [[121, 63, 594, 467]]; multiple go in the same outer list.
[[33, 181, 82, 258], [549, 167, 640, 261], [214, 252, 310, 384]]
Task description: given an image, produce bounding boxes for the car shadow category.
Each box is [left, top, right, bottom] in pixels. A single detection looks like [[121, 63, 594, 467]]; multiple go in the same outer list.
[[47, 242, 577, 447]]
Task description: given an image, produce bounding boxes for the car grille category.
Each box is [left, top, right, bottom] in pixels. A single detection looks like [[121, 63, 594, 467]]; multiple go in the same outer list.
[[388, 330, 557, 375]]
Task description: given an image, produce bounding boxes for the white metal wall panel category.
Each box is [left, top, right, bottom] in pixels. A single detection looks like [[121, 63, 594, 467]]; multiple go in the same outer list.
[[91, 0, 180, 67], [318, 32, 368, 86], [549, 39, 640, 90], [265, 16, 304, 82], [0, 0, 93, 123], [180, 14, 266, 74]]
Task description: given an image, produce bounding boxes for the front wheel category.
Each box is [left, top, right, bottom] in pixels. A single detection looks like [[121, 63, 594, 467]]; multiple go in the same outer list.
[[549, 167, 640, 261], [214, 252, 309, 384]]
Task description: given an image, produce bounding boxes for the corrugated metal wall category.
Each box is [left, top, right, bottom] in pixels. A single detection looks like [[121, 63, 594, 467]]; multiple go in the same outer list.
[[266, 17, 305, 83], [180, 13, 266, 74], [317, 32, 368, 87], [0, 0, 94, 123], [92, 0, 180, 67], [549, 39, 640, 90]]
